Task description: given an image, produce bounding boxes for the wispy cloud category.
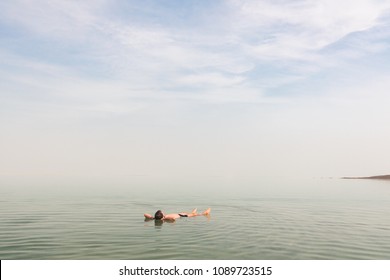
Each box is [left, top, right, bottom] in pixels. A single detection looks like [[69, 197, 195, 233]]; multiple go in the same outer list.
[[1, 0, 390, 108], [2, 0, 390, 183], [230, 0, 390, 57]]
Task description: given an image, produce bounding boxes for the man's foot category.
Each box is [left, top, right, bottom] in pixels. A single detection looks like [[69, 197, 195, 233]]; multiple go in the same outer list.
[[202, 208, 211, 215]]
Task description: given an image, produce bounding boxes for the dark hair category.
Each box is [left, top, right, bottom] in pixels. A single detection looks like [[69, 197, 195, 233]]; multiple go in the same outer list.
[[154, 210, 164, 220]]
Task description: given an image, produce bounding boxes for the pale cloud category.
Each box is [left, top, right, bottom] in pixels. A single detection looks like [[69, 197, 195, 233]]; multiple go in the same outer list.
[[0, 0, 104, 39], [178, 72, 245, 87], [1, 1, 390, 184], [1, 0, 390, 107], [231, 0, 390, 56]]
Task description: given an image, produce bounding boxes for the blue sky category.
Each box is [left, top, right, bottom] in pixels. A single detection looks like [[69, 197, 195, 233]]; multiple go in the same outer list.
[[1, 0, 390, 188]]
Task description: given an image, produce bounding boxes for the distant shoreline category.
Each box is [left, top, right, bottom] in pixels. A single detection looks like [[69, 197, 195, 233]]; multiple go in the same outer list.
[[342, 175, 390, 180]]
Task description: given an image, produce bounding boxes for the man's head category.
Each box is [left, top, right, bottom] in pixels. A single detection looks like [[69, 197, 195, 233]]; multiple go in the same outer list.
[[154, 210, 164, 220]]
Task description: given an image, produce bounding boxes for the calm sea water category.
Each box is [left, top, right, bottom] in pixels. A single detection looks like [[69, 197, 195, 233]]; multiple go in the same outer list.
[[1, 178, 389, 259]]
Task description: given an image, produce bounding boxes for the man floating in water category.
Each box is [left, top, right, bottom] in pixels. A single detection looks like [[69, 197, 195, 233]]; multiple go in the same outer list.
[[144, 208, 211, 221]]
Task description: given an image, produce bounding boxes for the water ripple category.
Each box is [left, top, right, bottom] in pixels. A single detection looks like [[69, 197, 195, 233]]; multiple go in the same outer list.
[[1, 183, 390, 259]]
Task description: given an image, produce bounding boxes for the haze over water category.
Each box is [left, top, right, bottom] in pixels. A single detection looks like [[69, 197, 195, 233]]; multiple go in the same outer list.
[[1, 178, 389, 260]]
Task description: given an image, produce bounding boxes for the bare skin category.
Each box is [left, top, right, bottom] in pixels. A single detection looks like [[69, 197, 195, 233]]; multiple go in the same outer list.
[[144, 208, 211, 221]]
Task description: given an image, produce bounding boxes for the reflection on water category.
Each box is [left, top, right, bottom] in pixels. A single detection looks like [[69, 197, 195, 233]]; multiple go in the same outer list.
[[1, 179, 390, 259], [149, 219, 176, 227], [154, 220, 164, 227]]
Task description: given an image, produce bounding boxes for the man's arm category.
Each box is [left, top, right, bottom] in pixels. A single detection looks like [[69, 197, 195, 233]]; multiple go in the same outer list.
[[144, 213, 154, 219]]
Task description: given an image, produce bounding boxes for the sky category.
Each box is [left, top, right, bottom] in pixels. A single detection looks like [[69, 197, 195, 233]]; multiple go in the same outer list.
[[1, 0, 390, 189]]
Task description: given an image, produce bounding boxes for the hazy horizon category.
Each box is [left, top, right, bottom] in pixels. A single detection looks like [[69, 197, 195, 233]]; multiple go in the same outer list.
[[1, 0, 390, 189]]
